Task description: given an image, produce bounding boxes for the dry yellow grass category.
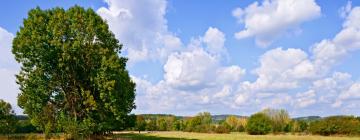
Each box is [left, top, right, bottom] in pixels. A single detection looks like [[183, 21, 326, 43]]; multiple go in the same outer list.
[[119, 131, 360, 140], [2, 132, 359, 140]]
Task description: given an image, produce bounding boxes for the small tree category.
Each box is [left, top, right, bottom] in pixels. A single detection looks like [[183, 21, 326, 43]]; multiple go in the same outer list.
[[262, 108, 290, 133], [246, 113, 272, 135], [135, 116, 146, 133], [145, 119, 157, 131], [172, 119, 184, 131], [0, 99, 17, 135], [157, 118, 168, 131], [225, 115, 238, 131]]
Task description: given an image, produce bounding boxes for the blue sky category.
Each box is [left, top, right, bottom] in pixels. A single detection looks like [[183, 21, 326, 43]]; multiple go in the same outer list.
[[1, 0, 360, 117]]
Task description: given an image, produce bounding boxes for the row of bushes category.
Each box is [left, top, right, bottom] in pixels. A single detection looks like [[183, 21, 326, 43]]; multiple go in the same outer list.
[[134, 112, 232, 133], [0, 117, 39, 134], [244, 111, 360, 136], [309, 116, 360, 136], [134, 109, 360, 136], [2, 107, 359, 136]]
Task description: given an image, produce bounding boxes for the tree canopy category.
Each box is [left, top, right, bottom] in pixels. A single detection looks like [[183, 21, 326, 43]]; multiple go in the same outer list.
[[12, 6, 135, 138], [246, 113, 272, 135]]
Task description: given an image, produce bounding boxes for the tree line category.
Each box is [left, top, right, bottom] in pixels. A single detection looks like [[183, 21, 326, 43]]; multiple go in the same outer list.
[[133, 108, 360, 136], [1, 99, 360, 136]]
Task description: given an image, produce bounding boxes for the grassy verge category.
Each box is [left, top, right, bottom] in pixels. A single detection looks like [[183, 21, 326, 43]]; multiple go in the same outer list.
[[1, 131, 359, 140], [113, 131, 360, 140]]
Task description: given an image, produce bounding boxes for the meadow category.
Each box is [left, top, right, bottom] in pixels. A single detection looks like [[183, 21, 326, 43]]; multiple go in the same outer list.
[[114, 131, 360, 140]]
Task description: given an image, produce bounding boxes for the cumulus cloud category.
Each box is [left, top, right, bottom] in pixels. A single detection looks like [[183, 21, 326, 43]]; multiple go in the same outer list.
[[311, 6, 360, 72], [0, 27, 21, 113], [233, 0, 321, 47], [249, 48, 314, 91], [333, 82, 360, 108], [294, 90, 316, 108], [97, 1, 360, 115], [131, 27, 246, 114], [0, 27, 15, 68], [203, 27, 226, 55], [164, 48, 219, 90], [97, 0, 182, 63], [231, 6, 360, 111]]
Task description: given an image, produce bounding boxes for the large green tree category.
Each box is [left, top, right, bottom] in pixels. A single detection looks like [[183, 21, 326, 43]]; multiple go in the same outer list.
[[12, 6, 135, 138]]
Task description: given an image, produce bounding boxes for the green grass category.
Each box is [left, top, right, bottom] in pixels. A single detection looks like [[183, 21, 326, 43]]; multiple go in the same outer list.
[[114, 131, 360, 140]]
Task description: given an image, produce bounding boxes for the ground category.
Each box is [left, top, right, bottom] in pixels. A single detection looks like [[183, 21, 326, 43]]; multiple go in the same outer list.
[[114, 131, 360, 140], [1, 131, 359, 140]]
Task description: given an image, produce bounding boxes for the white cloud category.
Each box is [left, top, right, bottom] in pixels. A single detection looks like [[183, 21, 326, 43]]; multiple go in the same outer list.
[[163, 27, 241, 90], [232, 8, 244, 23], [98, 2, 360, 115], [97, 0, 182, 64], [232, 8, 360, 109], [0, 27, 15, 68], [250, 48, 313, 91], [216, 65, 245, 84], [235, 93, 250, 106], [164, 48, 219, 90], [310, 6, 360, 73], [0, 69, 20, 113], [311, 40, 347, 73], [339, 83, 360, 100], [331, 81, 360, 108], [0, 27, 21, 114], [333, 7, 360, 51], [213, 85, 232, 98], [203, 27, 226, 54], [131, 27, 246, 114], [339, 1, 352, 18], [295, 90, 316, 108], [233, 0, 321, 47]]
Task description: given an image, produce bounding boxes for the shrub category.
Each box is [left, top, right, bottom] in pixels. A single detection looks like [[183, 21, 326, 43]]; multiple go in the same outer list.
[[15, 120, 38, 133], [246, 113, 272, 135], [214, 125, 230, 134], [262, 108, 290, 133], [309, 116, 360, 136]]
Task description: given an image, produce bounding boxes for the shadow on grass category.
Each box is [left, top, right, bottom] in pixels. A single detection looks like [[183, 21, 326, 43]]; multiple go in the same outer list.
[[112, 133, 197, 140]]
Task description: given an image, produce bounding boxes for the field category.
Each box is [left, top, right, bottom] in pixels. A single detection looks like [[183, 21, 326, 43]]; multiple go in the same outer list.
[[114, 131, 360, 140], [1, 131, 359, 140]]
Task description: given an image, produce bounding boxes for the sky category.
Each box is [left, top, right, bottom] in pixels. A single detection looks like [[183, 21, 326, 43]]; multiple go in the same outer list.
[[1, 0, 360, 117]]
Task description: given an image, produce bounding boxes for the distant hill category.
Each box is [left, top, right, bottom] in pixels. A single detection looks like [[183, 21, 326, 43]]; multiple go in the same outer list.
[[211, 114, 247, 122], [293, 116, 321, 121], [138, 114, 248, 121], [138, 114, 325, 122]]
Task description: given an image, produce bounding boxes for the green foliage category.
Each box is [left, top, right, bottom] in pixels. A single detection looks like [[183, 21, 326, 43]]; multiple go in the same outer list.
[[262, 108, 290, 133], [172, 120, 184, 131], [0, 100, 17, 134], [12, 6, 135, 138], [223, 115, 247, 132], [183, 112, 213, 133], [246, 113, 272, 135], [214, 124, 230, 134], [309, 116, 360, 136], [145, 119, 157, 131], [15, 119, 38, 133], [290, 120, 309, 133], [135, 116, 146, 132]]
